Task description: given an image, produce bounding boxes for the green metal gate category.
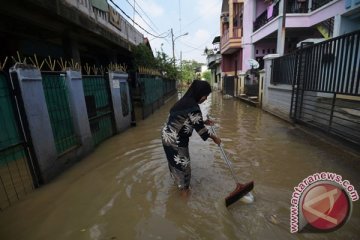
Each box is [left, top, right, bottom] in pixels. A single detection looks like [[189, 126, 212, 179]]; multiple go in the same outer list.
[[138, 76, 164, 119], [42, 72, 79, 155], [0, 72, 38, 210], [83, 75, 115, 146], [119, 80, 130, 117]]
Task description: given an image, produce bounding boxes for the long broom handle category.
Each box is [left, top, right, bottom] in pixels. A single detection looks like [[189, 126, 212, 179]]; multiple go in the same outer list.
[[209, 125, 239, 183]]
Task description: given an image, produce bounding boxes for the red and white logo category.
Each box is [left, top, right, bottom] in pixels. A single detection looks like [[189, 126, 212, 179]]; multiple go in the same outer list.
[[290, 172, 358, 233], [301, 183, 351, 232]]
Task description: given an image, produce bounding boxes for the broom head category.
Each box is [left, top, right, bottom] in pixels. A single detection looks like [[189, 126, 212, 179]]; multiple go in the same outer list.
[[225, 181, 254, 207]]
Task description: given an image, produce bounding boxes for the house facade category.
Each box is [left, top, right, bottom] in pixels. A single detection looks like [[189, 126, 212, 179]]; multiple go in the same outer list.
[[244, 0, 360, 70], [258, 1, 360, 147], [206, 36, 222, 90], [0, 0, 144, 69], [219, 0, 360, 97], [220, 0, 245, 95], [0, 0, 170, 210]]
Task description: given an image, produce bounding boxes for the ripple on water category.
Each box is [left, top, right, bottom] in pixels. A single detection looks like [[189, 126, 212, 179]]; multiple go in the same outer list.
[[97, 93, 360, 239]]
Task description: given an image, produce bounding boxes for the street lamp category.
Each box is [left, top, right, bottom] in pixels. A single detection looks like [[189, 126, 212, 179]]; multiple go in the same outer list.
[[171, 28, 188, 66]]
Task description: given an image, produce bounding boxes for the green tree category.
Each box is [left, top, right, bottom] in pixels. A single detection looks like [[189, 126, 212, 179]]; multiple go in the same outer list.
[[180, 60, 202, 84], [202, 70, 211, 82], [154, 51, 178, 80], [132, 44, 179, 80], [132, 43, 156, 70]]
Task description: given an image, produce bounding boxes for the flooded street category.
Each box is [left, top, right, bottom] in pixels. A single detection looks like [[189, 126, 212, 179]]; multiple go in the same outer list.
[[0, 92, 359, 240]]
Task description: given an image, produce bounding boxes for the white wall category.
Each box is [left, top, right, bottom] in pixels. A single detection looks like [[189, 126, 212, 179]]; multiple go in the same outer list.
[[262, 54, 293, 122]]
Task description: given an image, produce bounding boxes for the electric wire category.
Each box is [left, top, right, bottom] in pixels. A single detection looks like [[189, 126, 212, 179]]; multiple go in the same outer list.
[[179, 32, 217, 52], [179, 0, 182, 33], [133, 0, 160, 32], [124, 0, 159, 35], [182, 0, 222, 28], [108, 0, 168, 38]]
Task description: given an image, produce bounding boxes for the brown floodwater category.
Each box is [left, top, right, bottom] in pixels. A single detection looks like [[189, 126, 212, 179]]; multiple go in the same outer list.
[[0, 92, 359, 240]]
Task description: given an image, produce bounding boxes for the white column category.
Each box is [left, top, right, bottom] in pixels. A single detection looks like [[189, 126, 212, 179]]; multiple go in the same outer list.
[[276, 0, 286, 56]]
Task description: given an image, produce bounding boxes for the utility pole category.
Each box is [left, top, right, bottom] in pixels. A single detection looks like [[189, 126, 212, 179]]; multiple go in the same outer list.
[[171, 28, 175, 66], [171, 29, 188, 67], [180, 51, 183, 82]]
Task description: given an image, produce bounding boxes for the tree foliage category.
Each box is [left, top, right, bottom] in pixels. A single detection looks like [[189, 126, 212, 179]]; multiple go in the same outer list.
[[155, 51, 178, 79], [180, 60, 203, 84], [132, 43, 156, 69], [202, 70, 211, 82], [131, 43, 179, 79], [132, 44, 207, 82]]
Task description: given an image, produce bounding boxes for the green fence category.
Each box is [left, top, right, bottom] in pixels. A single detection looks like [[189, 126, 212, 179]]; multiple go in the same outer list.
[[0, 75, 20, 150], [138, 76, 164, 105], [162, 78, 176, 96], [0, 73, 34, 210], [120, 81, 130, 117], [138, 76, 164, 119], [42, 72, 79, 155], [137, 76, 177, 119], [82, 75, 115, 146]]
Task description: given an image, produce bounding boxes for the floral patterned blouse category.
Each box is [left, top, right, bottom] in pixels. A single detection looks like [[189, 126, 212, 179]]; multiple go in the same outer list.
[[161, 105, 210, 170]]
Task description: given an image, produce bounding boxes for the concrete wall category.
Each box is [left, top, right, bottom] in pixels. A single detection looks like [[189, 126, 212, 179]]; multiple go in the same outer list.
[[9, 65, 58, 183], [65, 70, 93, 158], [242, 0, 255, 71], [261, 54, 293, 122], [221, 50, 242, 73], [7, 65, 135, 183], [64, 0, 143, 45], [108, 72, 131, 133]]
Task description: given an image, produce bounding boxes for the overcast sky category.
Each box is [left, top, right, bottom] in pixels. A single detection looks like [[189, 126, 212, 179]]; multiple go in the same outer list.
[[112, 0, 222, 64]]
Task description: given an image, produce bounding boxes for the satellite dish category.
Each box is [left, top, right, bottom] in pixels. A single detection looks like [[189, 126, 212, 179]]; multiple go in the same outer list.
[[248, 59, 260, 69]]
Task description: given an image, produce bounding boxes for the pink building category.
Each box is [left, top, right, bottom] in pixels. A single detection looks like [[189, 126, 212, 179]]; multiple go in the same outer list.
[[243, 0, 359, 70], [220, 0, 244, 77], [220, 0, 360, 75]]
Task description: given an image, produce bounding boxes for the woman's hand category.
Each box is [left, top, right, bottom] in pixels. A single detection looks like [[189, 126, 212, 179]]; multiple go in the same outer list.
[[204, 119, 214, 126], [210, 135, 221, 145]]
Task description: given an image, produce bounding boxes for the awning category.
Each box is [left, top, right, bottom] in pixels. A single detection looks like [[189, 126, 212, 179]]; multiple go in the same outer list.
[[212, 36, 220, 44]]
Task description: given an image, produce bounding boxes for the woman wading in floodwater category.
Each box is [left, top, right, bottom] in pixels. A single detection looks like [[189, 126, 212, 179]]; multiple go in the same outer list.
[[161, 80, 221, 195]]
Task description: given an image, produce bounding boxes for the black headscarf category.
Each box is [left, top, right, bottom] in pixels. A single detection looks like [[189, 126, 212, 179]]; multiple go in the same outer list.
[[170, 80, 211, 113]]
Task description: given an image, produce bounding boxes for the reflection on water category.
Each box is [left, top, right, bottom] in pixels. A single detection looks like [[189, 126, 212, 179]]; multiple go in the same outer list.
[[0, 92, 359, 240]]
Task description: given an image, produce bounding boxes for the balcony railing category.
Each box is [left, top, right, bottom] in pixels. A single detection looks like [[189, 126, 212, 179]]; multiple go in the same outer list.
[[233, 27, 242, 38], [254, 0, 334, 31], [221, 29, 229, 46], [221, 27, 242, 49], [287, 0, 309, 13], [312, 0, 333, 11], [207, 54, 221, 67], [287, 0, 333, 13], [253, 1, 280, 32]]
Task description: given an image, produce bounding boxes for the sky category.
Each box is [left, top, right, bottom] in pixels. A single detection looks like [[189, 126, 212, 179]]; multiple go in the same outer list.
[[112, 0, 222, 64]]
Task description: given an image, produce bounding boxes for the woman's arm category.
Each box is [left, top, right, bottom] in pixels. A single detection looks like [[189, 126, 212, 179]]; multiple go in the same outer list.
[[188, 110, 222, 144]]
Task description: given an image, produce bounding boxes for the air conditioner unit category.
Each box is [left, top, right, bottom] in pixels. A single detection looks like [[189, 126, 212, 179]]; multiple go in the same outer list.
[[222, 17, 229, 23]]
